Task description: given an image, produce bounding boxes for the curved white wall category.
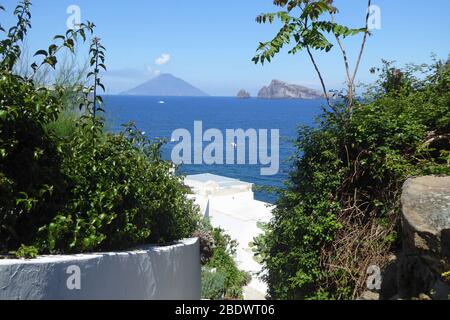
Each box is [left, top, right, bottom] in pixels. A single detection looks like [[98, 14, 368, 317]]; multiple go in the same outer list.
[[0, 238, 200, 300]]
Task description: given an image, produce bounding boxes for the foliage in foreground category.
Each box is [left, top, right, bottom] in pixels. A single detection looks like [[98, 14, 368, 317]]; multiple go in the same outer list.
[[0, 1, 199, 257], [255, 60, 450, 300], [202, 268, 227, 300], [38, 122, 199, 254], [198, 220, 251, 300]]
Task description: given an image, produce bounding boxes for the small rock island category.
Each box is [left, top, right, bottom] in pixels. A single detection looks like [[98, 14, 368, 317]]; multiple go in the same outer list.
[[258, 79, 323, 99], [237, 89, 251, 99]]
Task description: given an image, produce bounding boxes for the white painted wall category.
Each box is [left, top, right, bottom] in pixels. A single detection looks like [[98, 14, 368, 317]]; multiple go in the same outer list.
[[0, 238, 200, 300], [185, 174, 273, 299]]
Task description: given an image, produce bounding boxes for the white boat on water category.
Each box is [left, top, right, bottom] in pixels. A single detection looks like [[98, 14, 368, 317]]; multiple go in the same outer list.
[[158, 100, 166, 104]]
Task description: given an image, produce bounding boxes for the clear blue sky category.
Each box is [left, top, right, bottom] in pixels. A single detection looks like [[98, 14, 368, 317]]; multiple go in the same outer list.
[[1, 0, 449, 95]]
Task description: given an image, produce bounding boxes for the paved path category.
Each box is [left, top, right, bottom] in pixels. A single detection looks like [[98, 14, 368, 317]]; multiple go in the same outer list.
[[244, 285, 267, 300]]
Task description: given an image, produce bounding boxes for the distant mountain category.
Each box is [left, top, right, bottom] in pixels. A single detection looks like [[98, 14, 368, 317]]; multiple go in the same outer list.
[[237, 89, 251, 99], [122, 73, 208, 97], [258, 79, 323, 99]]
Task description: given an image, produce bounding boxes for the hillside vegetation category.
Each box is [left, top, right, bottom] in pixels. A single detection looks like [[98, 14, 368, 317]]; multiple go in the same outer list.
[[255, 60, 450, 299]]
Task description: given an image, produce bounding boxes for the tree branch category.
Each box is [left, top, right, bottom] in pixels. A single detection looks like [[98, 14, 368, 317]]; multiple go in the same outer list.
[[331, 14, 354, 108], [352, 0, 372, 84], [303, 13, 332, 110], [422, 133, 450, 147], [306, 45, 332, 110]]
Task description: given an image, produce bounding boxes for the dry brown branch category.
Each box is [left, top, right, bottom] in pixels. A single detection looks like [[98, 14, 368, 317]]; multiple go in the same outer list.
[[319, 181, 400, 299], [422, 134, 450, 147]]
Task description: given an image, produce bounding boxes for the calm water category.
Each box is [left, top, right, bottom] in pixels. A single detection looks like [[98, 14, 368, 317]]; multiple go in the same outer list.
[[104, 96, 324, 203]]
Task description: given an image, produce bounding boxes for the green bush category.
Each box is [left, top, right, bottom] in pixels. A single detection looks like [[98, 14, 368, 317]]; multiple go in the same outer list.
[[256, 60, 450, 300], [207, 227, 251, 300], [1, 1, 199, 257], [197, 219, 251, 300], [0, 71, 69, 254], [202, 268, 226, 300], [44, 111, 79, 140], [37, 122, 199, 254]]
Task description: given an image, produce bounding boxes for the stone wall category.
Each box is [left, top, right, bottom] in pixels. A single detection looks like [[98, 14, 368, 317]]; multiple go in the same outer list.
[[376, 176, 450, 300], [397, 176, 450, 299]]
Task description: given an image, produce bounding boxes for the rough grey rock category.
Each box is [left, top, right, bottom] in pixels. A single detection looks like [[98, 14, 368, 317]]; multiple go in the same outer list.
[[258, 80, 323, 99], [380, 255, 399, 299], [398, 176, 450, 299], [402, 176, 450, 269], [237, 90, 251, 99]]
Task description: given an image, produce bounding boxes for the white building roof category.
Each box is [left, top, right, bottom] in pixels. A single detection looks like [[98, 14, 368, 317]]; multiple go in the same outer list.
[[185, 173, 252, 188], [185, 174, 253, 197]]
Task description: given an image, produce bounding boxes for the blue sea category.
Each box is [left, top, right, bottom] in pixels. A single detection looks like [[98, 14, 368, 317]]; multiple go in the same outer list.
[[104, 96, 325, 203]]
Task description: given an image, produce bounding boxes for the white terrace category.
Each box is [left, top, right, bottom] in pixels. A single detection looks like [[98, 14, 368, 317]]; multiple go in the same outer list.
[[185, 173, 274, 300]]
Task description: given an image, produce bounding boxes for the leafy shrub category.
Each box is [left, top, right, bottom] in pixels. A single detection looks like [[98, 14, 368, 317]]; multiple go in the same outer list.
[[0, 71, 69, 254], [256, 59, 450, 300], [1, 1, 199, 257], [44, 111, 79, 140], [202, 268, 226, 300], [206, 226, 251, 300], [37, 122, 199, 254], [197, 219, 251, 300]]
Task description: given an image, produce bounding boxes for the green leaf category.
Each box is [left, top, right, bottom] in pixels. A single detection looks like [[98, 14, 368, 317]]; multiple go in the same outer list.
[[34, 49, 48, 57], [48, 44, 57, 55], [44, 56, 57, 69]]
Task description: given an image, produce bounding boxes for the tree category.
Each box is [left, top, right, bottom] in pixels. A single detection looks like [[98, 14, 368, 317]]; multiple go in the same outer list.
[[253, 0, 372, 111]]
